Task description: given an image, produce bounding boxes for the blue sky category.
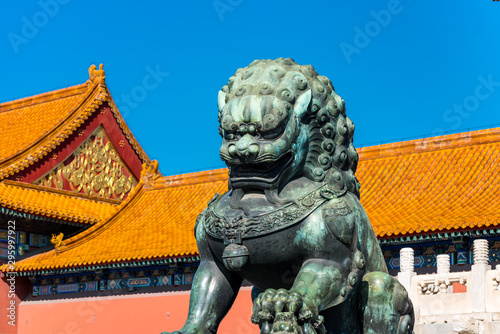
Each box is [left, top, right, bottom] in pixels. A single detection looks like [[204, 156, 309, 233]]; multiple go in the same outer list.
[[1, 1, 499, 176]]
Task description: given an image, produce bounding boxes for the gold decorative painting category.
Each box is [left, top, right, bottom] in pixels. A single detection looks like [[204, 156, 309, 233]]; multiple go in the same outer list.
[[35, 127, 137, 199]]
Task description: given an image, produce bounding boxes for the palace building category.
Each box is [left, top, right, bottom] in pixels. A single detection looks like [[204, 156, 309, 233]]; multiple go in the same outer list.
[[1, 65, 499, 333]]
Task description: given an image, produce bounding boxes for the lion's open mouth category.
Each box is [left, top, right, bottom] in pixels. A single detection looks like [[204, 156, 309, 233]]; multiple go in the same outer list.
[[229, 152, 293, 188]]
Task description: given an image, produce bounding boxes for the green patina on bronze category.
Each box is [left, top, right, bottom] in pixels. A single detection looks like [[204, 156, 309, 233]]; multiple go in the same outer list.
[[162, 58, 414, 334]]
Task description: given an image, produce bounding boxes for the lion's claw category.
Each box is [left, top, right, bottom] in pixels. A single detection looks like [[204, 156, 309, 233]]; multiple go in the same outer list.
[[258, 310, 273, 321], [287, 292, 303, 313], [298, 308, 314, 322], [313, 315, 324, 329], [252, 288, 320, 333]]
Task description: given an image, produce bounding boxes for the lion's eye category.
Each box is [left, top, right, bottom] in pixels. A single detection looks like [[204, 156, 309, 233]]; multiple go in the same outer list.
[[225, 133, 235, 141], [261, 126, 284, 140]]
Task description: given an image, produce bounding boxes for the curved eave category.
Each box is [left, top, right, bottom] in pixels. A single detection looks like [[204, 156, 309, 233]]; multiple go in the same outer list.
[[1, 180, 146, 273], [0, 82, 106, 179], [0, 170, 229, 273], [0, 78, 151, 180], [6, 255, 202, 277]]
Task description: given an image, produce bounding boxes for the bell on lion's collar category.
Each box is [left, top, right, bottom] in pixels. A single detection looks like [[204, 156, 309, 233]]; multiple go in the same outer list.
[[222, 243, 249, 271]]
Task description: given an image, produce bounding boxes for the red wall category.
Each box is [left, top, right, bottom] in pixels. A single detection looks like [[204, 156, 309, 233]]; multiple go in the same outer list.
[[13, 288, 258, 334]]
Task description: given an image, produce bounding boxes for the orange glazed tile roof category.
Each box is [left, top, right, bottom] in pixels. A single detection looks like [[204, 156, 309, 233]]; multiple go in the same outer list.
[[0, 64, 149, 179], [4, 169, 228, 272], [4, 127, 500, 272], [0, 180, 119, 225], [357, 127, 500, 238]]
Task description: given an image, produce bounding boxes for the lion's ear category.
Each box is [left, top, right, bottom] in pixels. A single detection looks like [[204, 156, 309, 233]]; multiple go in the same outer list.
[[218, 91, 227, 111], [294, 89, 312, 119]]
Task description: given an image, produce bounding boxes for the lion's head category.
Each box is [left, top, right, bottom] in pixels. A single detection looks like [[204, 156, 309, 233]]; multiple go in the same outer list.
[[218, 58, 360, 198]]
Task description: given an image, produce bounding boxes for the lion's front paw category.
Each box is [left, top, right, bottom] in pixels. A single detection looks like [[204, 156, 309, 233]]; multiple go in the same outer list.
[[252, 288, 323, 333]]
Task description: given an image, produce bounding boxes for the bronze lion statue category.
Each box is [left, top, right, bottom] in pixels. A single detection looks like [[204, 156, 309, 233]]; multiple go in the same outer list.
[[163, 58, 414, 334]]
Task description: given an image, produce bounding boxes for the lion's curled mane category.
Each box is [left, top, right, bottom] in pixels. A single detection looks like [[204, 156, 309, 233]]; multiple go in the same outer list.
[[219, 58, 360, 197]]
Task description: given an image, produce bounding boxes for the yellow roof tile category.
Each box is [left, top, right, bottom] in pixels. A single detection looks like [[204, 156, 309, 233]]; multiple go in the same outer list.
[[4, 169, 228, 271], [4, 127, 500, 272], [0, 180, 119, 225], [0, 85, 87, 162], [358, 127, 500, 238]]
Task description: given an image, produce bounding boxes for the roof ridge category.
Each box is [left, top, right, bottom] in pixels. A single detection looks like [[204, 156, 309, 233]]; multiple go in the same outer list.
[[358, 127, 500, 160], [0, 83, 88, 113]]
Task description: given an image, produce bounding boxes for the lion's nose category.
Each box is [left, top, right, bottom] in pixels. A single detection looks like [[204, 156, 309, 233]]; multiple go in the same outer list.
[[231, 134, 260, 158]]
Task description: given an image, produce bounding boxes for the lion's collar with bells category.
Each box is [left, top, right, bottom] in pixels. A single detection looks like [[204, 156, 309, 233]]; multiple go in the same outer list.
[[203, 172, 347, 271]]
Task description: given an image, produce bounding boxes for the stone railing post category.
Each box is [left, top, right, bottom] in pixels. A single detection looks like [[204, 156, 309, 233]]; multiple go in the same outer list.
[[398, 247, 416, 298], [473, 239, 489, 265], [436, 254, 450, 274], [471, 239, 490, 313], [400, 248, 414, 273], [436, 254, 451, 294]]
